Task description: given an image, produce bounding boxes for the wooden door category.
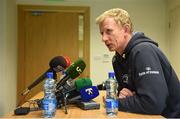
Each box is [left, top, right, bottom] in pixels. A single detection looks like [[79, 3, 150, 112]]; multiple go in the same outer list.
[[17, 5, 90, 105]]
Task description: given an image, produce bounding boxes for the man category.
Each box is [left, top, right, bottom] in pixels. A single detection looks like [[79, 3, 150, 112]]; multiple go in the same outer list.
[[96, 8, 180, 118]]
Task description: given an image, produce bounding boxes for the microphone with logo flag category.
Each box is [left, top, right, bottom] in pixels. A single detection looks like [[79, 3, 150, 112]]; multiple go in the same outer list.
[[67, 78, 100, 110], [79, 86, 99, 102], [37, 78, 99, 113], [56, 78, 92, 108], [60, 78, 100, 102], [67, 78, 98, 102], [21, 56, 71, 96], [75, 86, 100, 110], [56, 58, 86, 91]]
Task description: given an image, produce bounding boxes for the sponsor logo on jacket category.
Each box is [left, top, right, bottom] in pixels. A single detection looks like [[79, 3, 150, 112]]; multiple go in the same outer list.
[[138, 67, 159, 77]]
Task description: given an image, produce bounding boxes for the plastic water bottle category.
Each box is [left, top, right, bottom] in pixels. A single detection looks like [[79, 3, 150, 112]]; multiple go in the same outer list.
[[42, 72, 57, 118], [105, 72, 119, 117]]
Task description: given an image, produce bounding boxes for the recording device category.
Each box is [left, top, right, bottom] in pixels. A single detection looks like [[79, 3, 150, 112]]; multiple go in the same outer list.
[[97, 82, 106, 90], [56, 58, 86, 90], [75, 77, 92, 91], [55, 58, 86, 109], [29, 60, 87, 110], [14, 99, 41, 115], [49, 56, 71, 72], [62, 77, 92, 94], [76, 100, 100, 110], [61, 78, 76, 93], [66, 86, 100, 110], [14, 107, 30, 115], [63, 81, 99, 103], [67, 80, 100, 110], [56, 78, 92, 107], [21, 56, 71, 96], [64, 78, 93, 100], [77, 86, 100, 110], [56, 78, 100, 112], [56, 78, 99, 102], [36, 78, 100, 112]]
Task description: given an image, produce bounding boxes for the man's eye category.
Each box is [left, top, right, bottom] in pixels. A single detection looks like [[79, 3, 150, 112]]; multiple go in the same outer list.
[[106, 29, 112, 34], [100, 32, 104, 35]]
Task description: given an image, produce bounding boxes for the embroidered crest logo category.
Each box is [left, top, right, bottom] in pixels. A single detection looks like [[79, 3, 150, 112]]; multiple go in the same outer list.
[[138, 67, 159, 77], [122, 74, 129, 84]]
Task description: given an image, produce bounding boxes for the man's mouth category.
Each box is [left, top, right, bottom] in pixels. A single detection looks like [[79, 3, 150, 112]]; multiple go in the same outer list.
[[106, 43, 111, 48]]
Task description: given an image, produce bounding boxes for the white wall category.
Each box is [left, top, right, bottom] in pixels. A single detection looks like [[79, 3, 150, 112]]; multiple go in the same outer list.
[[0, 0, 17, 116]]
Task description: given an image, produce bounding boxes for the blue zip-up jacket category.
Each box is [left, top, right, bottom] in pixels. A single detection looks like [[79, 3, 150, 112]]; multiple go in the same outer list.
[[112, 32, 180, 118]]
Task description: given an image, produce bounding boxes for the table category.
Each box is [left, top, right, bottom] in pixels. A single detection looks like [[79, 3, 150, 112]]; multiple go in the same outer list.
[[4, 91, 164, 118]]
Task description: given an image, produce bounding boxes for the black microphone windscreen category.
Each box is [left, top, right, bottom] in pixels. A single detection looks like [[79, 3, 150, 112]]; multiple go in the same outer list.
[[49, 56, 71, 72], [97, 82, 106, 90]]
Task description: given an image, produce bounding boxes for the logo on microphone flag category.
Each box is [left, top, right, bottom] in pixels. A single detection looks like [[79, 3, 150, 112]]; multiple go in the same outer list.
[[80, 86, 99, 102], [85, 88, 93, 95]]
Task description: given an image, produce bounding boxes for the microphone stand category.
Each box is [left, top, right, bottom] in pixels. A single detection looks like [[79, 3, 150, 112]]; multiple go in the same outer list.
[[56, 90, 69, 114], [63, 93, 69, 114]]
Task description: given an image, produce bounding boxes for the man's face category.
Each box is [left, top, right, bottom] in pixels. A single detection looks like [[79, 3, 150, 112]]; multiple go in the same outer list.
[[99, 17, 125, 52]]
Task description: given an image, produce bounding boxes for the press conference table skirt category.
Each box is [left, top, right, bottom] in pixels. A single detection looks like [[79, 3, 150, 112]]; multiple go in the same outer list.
[[4, 91, 164, 118]]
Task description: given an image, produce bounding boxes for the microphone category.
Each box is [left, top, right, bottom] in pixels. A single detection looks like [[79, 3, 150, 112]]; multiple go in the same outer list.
[[35, 78, 92, 110], [56, 77, 99, 102], [75, 77, 92, 91], [56, 78, 92, 106], [57, 77, 92, 95], [56, 58, 86, 90], [66, 78, 93, 100], [97, 82, 106, 90], [49, 56, 71, 72], [80, 86, 99, 102], [68, 78, 100, 102], [21, 56, 71, 96], [69, 84, 100, 110]]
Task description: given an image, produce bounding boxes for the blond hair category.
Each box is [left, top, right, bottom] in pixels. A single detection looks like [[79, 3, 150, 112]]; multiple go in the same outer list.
[[96, 8, 133, 33]]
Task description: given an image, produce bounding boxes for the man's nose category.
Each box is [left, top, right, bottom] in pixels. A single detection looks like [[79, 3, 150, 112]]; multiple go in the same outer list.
[[102, 34, 108, 42]]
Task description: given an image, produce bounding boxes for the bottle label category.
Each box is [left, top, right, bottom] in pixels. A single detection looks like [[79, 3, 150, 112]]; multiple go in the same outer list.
[[42, 98, 57, 111], [106, 99, 119, 109]]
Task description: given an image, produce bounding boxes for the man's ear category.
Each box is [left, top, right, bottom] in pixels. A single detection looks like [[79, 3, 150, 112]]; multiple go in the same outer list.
[[123, 24, 131, 34]]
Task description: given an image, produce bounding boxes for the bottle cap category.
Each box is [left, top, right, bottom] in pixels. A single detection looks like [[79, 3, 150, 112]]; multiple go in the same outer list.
[[46, 72, 53, 78], [108, 72, 115, 79]]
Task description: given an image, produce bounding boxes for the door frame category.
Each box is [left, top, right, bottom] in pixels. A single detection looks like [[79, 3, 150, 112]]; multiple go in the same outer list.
[[17, 5, 90, 105]]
